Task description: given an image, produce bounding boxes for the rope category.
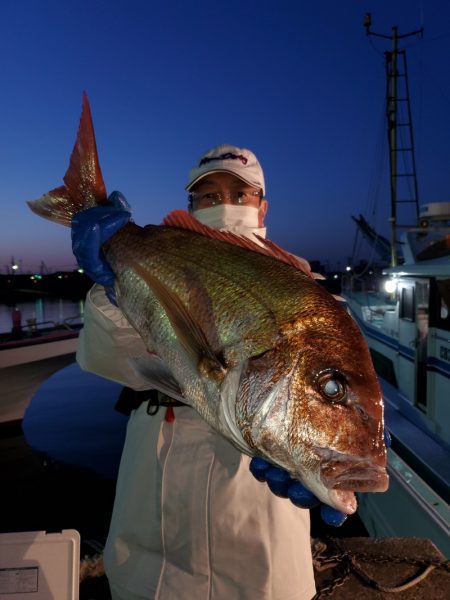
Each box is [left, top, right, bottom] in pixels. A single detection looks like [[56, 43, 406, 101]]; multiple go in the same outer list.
[[312, 538, 449, 598], [348, 554, 437, 593]]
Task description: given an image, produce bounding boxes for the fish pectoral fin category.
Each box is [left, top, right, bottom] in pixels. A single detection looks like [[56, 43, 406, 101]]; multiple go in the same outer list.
[[129, 355, 186, 403], [134, 263, 226, 381]]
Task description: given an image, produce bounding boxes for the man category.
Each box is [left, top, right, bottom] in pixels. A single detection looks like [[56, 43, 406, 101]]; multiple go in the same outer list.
[[73, 145, 332, 600]]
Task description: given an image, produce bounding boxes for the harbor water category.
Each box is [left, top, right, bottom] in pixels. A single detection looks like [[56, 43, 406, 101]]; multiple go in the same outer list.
[[0, 297, 84, 333]]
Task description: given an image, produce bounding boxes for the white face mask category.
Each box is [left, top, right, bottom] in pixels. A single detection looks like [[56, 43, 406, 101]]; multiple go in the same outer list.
[[193, 204, 266, 244]]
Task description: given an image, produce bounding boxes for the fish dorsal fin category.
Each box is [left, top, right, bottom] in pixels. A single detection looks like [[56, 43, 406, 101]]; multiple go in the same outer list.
[[162, 210, 312, 276], [28, 92, 108, 226]]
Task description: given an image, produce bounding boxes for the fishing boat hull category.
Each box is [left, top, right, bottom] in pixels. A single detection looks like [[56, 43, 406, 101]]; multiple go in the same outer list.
[[0, 330, 80, 424], [358, 448, 450, 558], [344, 273, 450, 558]]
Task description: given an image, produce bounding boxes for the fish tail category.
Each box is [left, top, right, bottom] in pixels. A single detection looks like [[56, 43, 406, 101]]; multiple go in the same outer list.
[[27, 92, 108, 226]]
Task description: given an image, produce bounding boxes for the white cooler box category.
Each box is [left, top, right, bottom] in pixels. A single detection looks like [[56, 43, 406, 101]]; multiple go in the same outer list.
[[0, 529, 80, 600]]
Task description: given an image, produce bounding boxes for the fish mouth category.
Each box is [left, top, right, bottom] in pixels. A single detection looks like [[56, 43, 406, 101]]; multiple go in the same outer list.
[[322, 468, 389, 515], [329, 467, 389, 492], [326, 489, 358, 515], [315, 447, 389, 513]]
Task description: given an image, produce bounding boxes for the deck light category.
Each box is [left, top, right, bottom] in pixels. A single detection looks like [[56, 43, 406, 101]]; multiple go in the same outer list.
[[384, 278, 397, 294]]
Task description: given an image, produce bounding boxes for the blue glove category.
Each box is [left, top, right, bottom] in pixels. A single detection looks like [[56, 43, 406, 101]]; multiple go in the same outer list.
[[71, 191, 131, 289], [249, 457, 347, 527]]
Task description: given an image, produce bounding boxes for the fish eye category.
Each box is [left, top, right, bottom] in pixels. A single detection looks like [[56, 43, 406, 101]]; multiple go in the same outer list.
[[317, 370, 347, 404]]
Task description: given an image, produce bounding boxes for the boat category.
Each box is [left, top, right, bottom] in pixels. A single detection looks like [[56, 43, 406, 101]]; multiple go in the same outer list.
[[342, 17, 450, 557], [0, 267, 89, 424], [0, 318, 83, 424]]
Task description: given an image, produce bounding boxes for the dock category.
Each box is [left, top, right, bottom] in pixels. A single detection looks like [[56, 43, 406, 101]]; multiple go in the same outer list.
[[1, 362, 448, 599]]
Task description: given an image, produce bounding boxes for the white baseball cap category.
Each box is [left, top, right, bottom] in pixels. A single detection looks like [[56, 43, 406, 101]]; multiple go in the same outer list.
[[186, 144, 265, 196]]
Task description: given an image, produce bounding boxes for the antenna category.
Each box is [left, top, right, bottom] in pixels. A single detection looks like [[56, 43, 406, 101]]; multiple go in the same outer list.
[[363, 14, 424, 267]]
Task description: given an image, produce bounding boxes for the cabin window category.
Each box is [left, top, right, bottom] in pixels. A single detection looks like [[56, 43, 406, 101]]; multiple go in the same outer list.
[[370, 348, 398, 388], [435, 279, 450, 332], [415, 282, 429, 341], [400, 286, 415, 321]]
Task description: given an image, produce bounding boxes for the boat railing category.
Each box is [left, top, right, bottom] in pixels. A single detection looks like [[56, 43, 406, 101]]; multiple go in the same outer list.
[[342, 275, 397, 325], [24, 315, 84, 334], [0, 314, 84, 344]]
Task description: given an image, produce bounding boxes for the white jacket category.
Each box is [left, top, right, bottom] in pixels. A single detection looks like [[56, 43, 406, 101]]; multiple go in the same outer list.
[[77, 285, 316, 600]]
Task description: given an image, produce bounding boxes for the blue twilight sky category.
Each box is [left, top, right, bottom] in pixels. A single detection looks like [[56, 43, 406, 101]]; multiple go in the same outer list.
[[1, 0, 450, 273]]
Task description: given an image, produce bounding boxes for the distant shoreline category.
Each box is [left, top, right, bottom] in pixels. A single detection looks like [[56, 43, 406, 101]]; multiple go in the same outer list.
[[0, 271, 92, 304]]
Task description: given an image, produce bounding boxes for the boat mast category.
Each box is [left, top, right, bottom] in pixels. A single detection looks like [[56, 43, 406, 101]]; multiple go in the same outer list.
[[364, 14, 423, 267]]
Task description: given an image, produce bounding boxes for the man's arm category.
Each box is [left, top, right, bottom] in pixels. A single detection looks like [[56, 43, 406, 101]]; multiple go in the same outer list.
[[77, 284, 152, 390], [72, 191, 151, 388]]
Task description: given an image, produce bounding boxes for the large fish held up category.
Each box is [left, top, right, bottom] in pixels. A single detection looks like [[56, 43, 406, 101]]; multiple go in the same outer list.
[[28, 94, 388, 514]]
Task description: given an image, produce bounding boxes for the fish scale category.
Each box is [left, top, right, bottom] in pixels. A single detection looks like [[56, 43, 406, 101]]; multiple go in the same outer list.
[[106, 223, 325, 350]]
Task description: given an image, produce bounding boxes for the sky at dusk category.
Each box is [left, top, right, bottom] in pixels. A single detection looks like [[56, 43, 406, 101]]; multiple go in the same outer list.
[[2, 0, 450, 273]]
